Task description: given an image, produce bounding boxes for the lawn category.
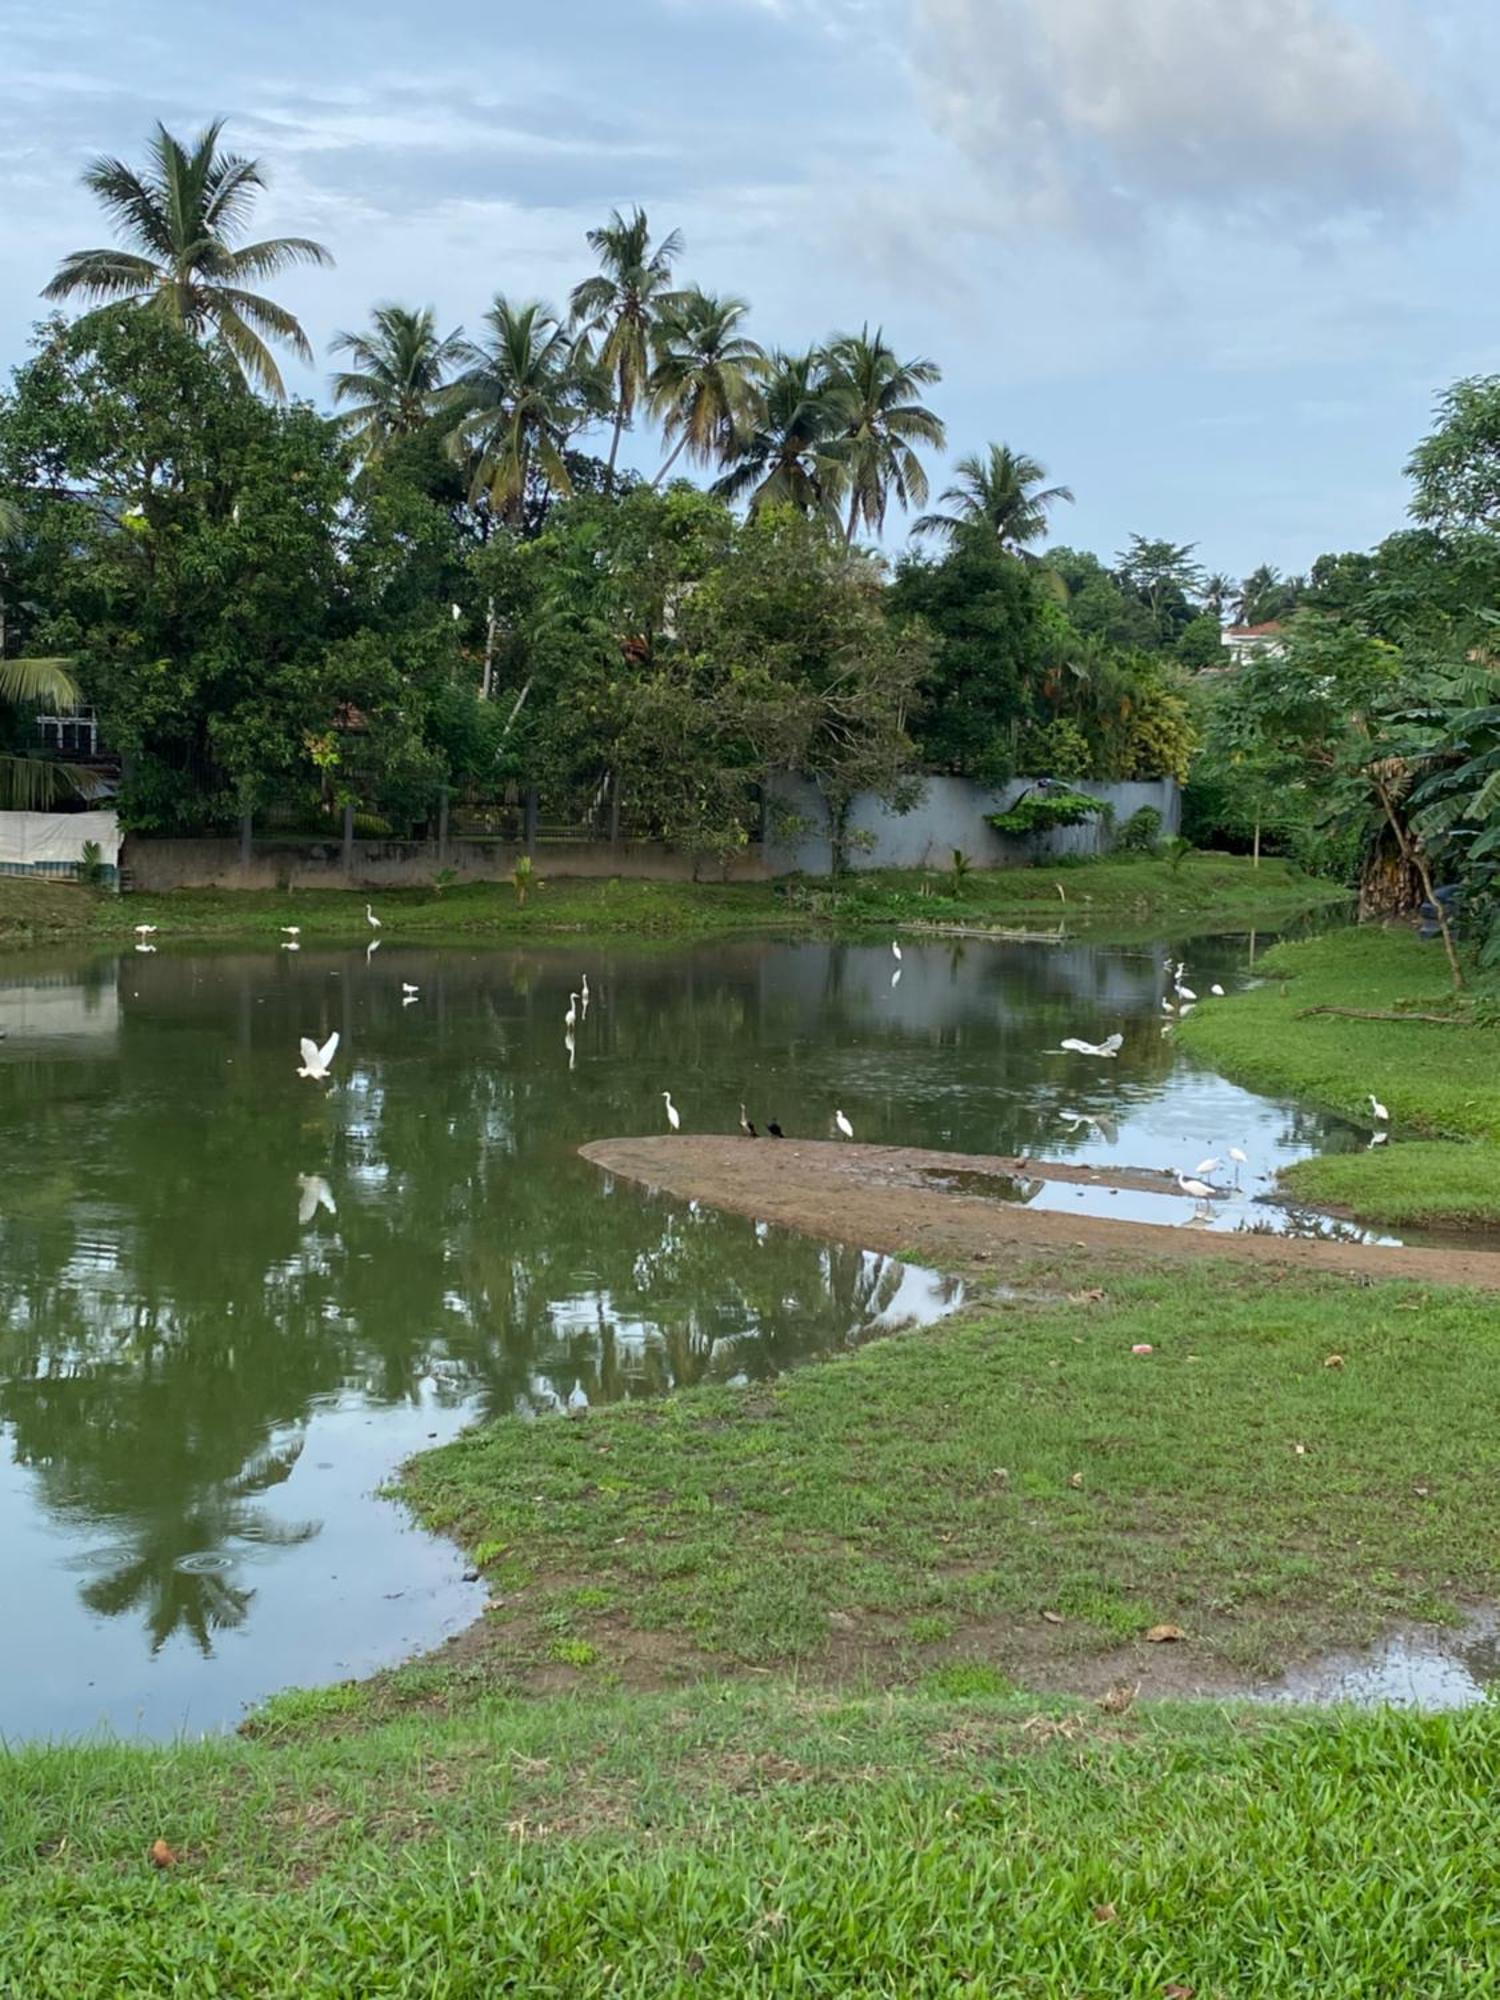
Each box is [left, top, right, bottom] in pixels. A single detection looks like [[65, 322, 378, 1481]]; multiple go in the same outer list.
[[1178, 927, 1500, 1228], [403, 1260, 1497, 1690], [0, 850, 1346, 950], [5, 1681, 1500, 1995]]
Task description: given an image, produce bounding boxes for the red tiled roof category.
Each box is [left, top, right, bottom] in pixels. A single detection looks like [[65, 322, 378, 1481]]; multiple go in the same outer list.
[[1225, 621, 1286, 638]]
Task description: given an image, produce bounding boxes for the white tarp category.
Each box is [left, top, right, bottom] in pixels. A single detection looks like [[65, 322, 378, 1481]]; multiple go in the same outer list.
[[0, 810, 121, 871]]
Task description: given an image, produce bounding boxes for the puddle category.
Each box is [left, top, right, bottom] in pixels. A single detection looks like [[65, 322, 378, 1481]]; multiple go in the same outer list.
[[1256, 1610, 1500, 1710]]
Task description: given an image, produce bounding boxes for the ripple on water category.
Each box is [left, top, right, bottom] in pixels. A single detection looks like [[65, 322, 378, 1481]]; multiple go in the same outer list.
[[173, 1550, 236, 1576]]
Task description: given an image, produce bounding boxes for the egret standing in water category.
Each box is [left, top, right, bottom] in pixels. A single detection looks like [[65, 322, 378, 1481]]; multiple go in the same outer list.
[[834, 1109, 854, 1140], [891, 941, 903, 962], [1176, 1173, 1216, 1202], [662, 1091, 680, 1132], [567, 1379, 589, 1415], [365, 904, 381, 930], [564, 992, 578, 1032]]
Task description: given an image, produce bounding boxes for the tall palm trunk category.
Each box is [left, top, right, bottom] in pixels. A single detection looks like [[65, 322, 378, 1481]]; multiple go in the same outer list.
[[653, 434, 689, 488], [607, 372, 626, 475]]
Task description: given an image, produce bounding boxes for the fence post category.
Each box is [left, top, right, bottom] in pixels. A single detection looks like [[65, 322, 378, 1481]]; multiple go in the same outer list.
[[342, 801, 355, 877]]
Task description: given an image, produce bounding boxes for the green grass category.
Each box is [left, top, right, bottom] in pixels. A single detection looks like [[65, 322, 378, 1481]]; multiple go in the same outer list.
[[404, 1263, 1499, 1686], [6, 1681, 1500, 1994], [0, 851, 1346, 951], [1179, 928, 1500, 1227]]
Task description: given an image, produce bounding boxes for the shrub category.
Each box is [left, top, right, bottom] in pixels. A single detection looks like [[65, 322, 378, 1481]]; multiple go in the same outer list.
[[74, 839, 110, 888], [986, 789, 1108, 838], [1116, 806, 1163, 854]]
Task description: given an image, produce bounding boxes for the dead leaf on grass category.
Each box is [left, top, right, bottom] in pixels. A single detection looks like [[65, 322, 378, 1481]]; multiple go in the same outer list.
[[1145, 1624, 1186, 1645], [1323, 1354, 1346, 1369], [149, 1839, 178, 1869], [1098, 1682, 1138, 1716], [1163, 1985, 1196, 1999], [1068, 1472, 1084, 1489], [1092, 1901, 1118, 1923], [1042, 1610, 1066, 1625]]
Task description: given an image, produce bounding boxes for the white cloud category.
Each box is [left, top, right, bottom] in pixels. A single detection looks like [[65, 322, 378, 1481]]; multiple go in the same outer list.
[[914, 0, 1458, 233]]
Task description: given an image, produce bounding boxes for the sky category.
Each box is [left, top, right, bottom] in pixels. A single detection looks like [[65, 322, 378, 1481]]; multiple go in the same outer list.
[[1, 0, 1497, 580]]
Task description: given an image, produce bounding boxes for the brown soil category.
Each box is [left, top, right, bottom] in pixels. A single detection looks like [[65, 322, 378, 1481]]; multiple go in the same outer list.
[[580, 1135, 1500, 1290]]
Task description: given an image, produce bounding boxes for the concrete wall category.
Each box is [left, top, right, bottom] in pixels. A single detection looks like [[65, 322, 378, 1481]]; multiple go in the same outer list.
[[122, 835, 774, 892], [764, 775, 1180, 875]]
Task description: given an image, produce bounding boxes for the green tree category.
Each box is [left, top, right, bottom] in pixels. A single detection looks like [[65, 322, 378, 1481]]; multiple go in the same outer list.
[[1407, 376, 1500, 532], [42, 120, 332, 397], [329, 304, 466, 458], [1234, 563, 1303, 626], [912, 444, 1072, 556], [0, 655, 84, 809], [569, 207, 684, 476], [449, 299, 598, 529], [649, 291, 766, 486], [1115, 535, 1206, 644], [825, 326, 945, 544], [713, 351, 845, 522]]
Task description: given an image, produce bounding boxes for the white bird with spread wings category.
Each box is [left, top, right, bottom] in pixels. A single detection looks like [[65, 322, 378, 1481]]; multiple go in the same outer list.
[[297, 1030, 340, 1081]]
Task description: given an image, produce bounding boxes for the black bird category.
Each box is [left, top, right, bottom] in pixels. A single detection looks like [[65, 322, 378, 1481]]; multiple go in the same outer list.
[[767, 1120, 784, 1138], [739, 1103, 758, 1139]]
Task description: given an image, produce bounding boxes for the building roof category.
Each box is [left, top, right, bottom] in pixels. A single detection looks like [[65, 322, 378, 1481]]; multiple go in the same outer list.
[[1224, 620, 1287, 639]]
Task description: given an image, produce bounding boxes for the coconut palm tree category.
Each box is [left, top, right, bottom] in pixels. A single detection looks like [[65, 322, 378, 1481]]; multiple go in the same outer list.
[[448, 298, 597, 529], [648, 291, 766, 486], [1201, 572, 1236, 621], [1, 657, 85, 809], [712, 350, 846, 522], [825, 326, 945, 544], [569, 207, 685, 475], [913, 444, 1073, 556], [329, 305, 467, 456], [42, 120, 332, 398]]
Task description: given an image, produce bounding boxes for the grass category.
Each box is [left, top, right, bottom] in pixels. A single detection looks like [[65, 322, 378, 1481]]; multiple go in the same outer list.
[[0, 850, 1346, 950], [6, 1681, 1500, 1994], [403, 1261, 1499, 1689], [1178, 928, 1500, 1228]]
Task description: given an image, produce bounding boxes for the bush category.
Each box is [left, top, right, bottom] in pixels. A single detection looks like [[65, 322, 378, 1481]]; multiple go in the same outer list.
[[1115, 806, 1163, 853], [986, 789, 1108, 837], [74, 839, 110, 888]]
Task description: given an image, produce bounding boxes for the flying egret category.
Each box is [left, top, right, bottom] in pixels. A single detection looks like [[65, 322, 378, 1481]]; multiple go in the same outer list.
[[739, 1103, 758, 1139], [281, 926, 301, 938], [891, 940, 903, 962], [365, 904, 382, 930], [1058, 1033, 1124, 1059], [1177, 1174, 1216, 1201], [296, 1174, 337, 1224], [834, 1109, 854, 1139], [1369, 1094, 1390, 1122], [402, 983, 420, 997], [563, 992, 578, 1031], [767, 1120, 785, 1138], [134, 924, 158, 937], [567, 1379, 589, 1415], [662, 1091, 680, 1132], [297, 1030, 340, 1082]]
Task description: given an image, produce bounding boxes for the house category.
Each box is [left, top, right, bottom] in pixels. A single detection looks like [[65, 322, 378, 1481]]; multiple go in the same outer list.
[[1222, 621, 1288, 665]]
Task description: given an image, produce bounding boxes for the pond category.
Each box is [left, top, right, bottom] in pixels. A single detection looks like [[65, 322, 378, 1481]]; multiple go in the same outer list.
[[0, 929, 1366, 1739]]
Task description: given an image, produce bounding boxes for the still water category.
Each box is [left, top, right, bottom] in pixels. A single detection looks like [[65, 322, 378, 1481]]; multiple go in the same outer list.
[[0, 931, 1362, 1739]]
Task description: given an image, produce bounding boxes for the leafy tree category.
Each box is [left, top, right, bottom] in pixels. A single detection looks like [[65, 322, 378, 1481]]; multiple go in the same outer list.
[[648, 291, 765, 486], [449, 299, 601, 529], [1175, 613, 1228, 671], [569, 207, 684, 475], [0, 655, 84, 808], [1044, 547, 1158, 651], [1234, 563, 1303, 626], [824, 326, 945, 544], [1407, 376, 1500, 532], [329, 304, 466, 458], [42, 120, 332, 397], [713, 351, 845, 522], [1115, 535, 1206, 641], [913, 444, 1072, 556]]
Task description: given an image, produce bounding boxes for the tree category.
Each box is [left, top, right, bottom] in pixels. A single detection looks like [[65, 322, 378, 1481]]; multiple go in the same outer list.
[[649, 291, 766, 485], [449, 299, 598, 529], [1202, 572, 1235, 620], [713, 351, 845, 522], [1234, 563, 1302, 626], [912, 444, 1072, 556], [569, 207, 684, 475], [824, 326, 945, 544], [1407, 375, 1500, 532], [0, 655, 84, 809], [329, 305, 466, 457], [42, 120, 332, 397], [1115, 535, 1206, 644]]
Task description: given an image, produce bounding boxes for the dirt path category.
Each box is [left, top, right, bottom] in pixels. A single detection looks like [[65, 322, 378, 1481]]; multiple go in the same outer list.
[[580, 1136, 1498, 1290]]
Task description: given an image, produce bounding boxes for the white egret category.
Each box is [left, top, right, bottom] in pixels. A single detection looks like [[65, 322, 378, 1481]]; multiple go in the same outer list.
[[451, 603, 463, 622], [1058, 1033, 1124, 1059], [739, 1103, 758, 1139], [1177, 1174, 1216, 1201], [1211, 983, 1226, 997], [402, 983, 420, 997], [567, 1379, 590, 1415], [1175, 984, 1197, 1003], [1229, 1146, 1248, 1166], [1194, 1157, 1222, 1178], [1369, 1094, 1390, 1122], [891, 940, 903, 962], [834, 1109, 854, 1139], [563, 992, 579, 1031], [296, 1174, 337, 1224], [662, 1091, 680, 1132], [1162, 998, 1176, 1014], [134, 923, 158, 937], [365, 904, 382, 930], [297, 1030, 340, 1081], [281, 926, 301, 938], [1178, 1002, 1196, 1017]]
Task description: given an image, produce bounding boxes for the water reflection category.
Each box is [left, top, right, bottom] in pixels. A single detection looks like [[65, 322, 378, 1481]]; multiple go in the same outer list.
[[0, 932, 1348, 1736]]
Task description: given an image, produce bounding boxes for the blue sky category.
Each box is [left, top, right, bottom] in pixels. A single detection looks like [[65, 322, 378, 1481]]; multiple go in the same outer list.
[[2, 0, 1496, 579]]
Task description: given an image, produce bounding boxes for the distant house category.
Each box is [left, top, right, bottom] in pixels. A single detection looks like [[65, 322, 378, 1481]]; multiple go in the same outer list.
[[1222, 621, 1288, 665]]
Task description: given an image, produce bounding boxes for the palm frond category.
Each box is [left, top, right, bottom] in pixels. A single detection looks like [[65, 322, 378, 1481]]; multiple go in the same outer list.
[[0, 656, 82, 707], [219, 236, 334, 280], [40, 249, 162, 304]]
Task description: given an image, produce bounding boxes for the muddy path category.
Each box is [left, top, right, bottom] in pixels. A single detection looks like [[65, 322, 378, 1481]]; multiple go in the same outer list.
[[580, 1136, 1500, 1290]]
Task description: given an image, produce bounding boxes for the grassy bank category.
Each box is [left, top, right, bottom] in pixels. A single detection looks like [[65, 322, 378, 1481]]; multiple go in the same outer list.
[[9, 1259, 1500, 1993], [404, 1261, 1497, 1689], [8, 1684, 1500, 1995], [1178, 928, 1500, 1228], [0, 851, 1345, 950]]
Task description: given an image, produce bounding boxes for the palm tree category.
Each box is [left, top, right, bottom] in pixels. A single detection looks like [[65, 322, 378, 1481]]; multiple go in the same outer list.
[[329, 305, 466, 456], [649, 291, 766, 486], [1235, 564, 1303, 626], [42, 120, 332, 397], [712, 350, 846, 522], [1, 657, 85, 809], [448, 298, 594, 529], [1202, 572, 1236, 621], [825, 326, 945, 544], [913, 444, 1073, 556], [569, 207, 684, 475]]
